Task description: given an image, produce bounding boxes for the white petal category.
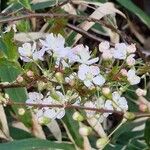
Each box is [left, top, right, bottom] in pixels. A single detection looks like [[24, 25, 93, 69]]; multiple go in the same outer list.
[[99, 41, 110, 52], [93, 75, 105, 86], [112, 92, 120, 102], [86, 57, 99, 65], [78, 64, 89, 80], [44, 109, 57, 119], [118, 97, 128, 111], [84, 80, 93, 87], [90, 66, 100, 75], [56, 109, 65, 119]]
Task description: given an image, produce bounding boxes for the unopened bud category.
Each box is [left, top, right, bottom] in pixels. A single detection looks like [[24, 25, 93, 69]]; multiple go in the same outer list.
[[102, 87, 110, 96], [27, 70, 34, 78], [18, 108, 25, 115], [120, 69, 128, 76], [55, 72, 64, 83], [5, 93, 9, 99], [139, 103, 148, 112], [72, 112, 84, 122], [124, 112, 135, 120], [136, 88, 147, 97], [79, 126, 92, 136], [37, 81, 46, 91], [38, 117, 50, 125], [96, 137, 109, 149], [16, 75, 24, 83]]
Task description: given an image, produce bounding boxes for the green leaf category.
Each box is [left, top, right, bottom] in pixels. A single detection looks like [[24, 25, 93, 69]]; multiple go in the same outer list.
[[62, 110, 83, 148], [0, 138, 75, 150], [0, 58, 32, 127], [31, 0, 65, 10], [144, 119, 150, 147], [0, 32, 18, 61], [112, 119, 145, 143], [126, 138, 148, 150], [18, 0, 31, 10], [116, 0, 150, 28], [9, 127, 33, 140]]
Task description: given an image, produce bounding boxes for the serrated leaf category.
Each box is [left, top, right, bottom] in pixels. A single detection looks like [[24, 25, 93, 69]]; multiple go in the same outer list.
[[0, 138, 75, 150], [0, 58, 32, 127], [0, 32, 18, 61]]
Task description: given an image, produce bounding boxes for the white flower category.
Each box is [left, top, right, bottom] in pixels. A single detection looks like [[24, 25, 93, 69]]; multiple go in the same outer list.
[[136, 88, 147, 97], [40, 33, 72, 59], [40, 33, 65, 52], [26, 92, 66, 120], [127, 69, 141, 85], [112, 92, 128, 111], [112, 43, 127, 60], [99, 41, 110, 52], [99, 42, 113, 60], [126, 44, 136, 54], [126, 54, 135, 66], [78, 64, 105, 88], [18, 42, 45, 62], [71, 44, 99, 65], [26, 92, 43, 105]]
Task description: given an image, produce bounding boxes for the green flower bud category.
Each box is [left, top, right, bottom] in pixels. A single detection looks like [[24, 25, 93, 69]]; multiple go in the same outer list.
[[79, 126, 92, 136], [16, 75, 24, 83], [96, 137, 109, 149], [18, 108, 25, 115], [124, 112, 135, 120], [38, 117, 51, 125], [72, 112, 84, 122], [55, 72, 64, 83], [37, 81, 47, 91]]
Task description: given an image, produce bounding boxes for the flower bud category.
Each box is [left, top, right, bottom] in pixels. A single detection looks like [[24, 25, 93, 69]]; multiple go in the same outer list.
[[37, 81, 46, 91], [72, 112, 84, 122], [126, 44, 136, 54], [27, 70, 34, 78], [38, 117, 50, 125], [139, 103, 148, 112], [124, 112, 135, 120], [136, 88, 147, 97], [79, 126, 92, 136], [0, 93, 7, 104], [18, 108, 25, 115], [55, 72, 64, 83], [4, 93, 9, 99], [96, 137, 109, 149], [120, 69, 127, 76], [102, 87, 110, 96], [16, 75, 24, 83]]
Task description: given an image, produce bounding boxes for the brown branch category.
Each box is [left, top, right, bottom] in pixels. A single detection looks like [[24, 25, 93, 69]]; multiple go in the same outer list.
[[0, 83, 25, 89], [6, 100, 123, 114], [5, 100, 150, 119], [67, 23, 115, 46], [0, 13, 120, 34]]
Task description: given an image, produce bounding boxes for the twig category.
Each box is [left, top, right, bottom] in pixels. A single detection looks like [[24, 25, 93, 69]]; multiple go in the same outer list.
[[67, 23, 115, 46], [6, 101, 123, 114], [0, 13, 119, 34]]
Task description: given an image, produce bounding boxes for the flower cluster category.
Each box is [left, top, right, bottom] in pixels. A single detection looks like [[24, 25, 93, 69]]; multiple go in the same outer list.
[[17, 33, 145, 124]]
